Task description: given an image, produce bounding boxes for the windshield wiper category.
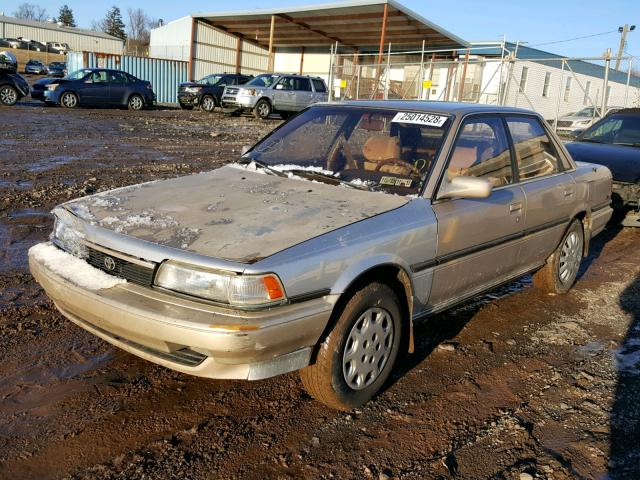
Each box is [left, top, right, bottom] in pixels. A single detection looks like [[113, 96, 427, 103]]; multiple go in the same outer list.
[[237, 158, 288, 177], [579, 138, 605, 144], [286, 170, 372, 190]]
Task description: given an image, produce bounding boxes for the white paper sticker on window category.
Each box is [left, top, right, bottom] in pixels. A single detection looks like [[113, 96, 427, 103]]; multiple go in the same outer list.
[[392, 112, 447, 127]]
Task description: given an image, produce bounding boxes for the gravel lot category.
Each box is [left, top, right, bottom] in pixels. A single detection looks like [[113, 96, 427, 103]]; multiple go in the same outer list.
[[0, 100, 639, 480]]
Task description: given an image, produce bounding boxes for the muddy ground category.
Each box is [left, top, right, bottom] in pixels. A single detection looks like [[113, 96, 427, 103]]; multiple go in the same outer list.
[[0, 100, 639, 480]]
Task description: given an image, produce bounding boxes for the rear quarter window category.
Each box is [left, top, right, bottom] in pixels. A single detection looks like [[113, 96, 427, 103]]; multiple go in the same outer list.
[[312, 79, 327, 92]]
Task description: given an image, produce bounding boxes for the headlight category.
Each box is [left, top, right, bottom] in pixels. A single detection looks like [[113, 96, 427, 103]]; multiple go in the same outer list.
[[239, 88, 256, 96], [155, 261, 286, 307], [51, 207, 87, 258], [46, 83, 59, 91], [184, 86, 202, 93]]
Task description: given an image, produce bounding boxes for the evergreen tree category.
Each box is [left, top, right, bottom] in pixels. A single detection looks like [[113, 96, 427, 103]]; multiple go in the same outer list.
[[98, 6, 127, 40], [57, 5, 76, 27]]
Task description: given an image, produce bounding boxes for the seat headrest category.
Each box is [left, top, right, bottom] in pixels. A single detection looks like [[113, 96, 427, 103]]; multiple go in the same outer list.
[[362, 135, 401, 161]]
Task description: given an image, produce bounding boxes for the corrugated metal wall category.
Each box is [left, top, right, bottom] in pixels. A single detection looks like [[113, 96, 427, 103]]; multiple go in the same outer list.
[[67, 52, 189, 104], [1, 20, 123, 54], [192, 21, 268, 79]]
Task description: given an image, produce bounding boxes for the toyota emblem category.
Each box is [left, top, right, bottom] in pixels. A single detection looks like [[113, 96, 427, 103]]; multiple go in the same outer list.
[[103, 256, 116, 271]]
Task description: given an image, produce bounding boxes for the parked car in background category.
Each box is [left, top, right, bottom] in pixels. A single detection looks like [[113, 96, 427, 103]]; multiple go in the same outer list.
[[0, 51, 29, 106], [556, 106, 622, 135], [565, 108, 640, 226], [26, 39, 47, 52], [222, 73, 328, 119], [44, 68, 155, 110], [25, 60, 47, 75], [47, 62, 67, 78], [4, 38, 25, 49], [47, 42, 71, 54], [178, 73, 252, 112], [30, 102, 613, 410]]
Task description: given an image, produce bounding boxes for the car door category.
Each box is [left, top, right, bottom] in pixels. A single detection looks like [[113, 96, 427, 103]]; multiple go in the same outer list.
[[272, 76, 296, 111], [505, 115, 577, 270], [292, 77, 314, 109], [108, 71, 129, 106], [428, 115, 526, 310], [76, 70, 110, 105]]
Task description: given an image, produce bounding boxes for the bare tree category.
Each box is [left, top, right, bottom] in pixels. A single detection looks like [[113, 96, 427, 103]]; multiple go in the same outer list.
[[13, 3, 48, 22], [126, 8, 157, 55]]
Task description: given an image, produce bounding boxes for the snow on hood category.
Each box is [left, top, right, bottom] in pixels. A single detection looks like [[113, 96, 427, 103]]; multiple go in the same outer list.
[[63, 165, 409, 263]]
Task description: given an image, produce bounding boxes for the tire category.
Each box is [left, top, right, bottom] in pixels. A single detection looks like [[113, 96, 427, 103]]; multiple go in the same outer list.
[[60, 91, 78, 108], [0, 85, 19, 106], [300, 282, 403, 411], [200, 95, 216, 113], [128, 94, 145, 111], [533, 219, 584, 294], [253, 99, 272, 119]]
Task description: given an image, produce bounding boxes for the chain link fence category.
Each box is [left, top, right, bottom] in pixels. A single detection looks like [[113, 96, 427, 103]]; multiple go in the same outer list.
[[328, 45, 639, 133]]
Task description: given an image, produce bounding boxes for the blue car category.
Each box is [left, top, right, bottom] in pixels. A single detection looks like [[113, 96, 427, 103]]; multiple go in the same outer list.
[[44, 68, 155, 110]]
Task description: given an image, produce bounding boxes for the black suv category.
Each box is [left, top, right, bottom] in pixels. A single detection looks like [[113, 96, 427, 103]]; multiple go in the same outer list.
[[0, 51, 29, 106], [178, 73, 252, 112]]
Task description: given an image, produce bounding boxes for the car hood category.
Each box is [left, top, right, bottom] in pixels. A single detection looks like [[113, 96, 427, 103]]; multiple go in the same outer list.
[[565, 141, 640, 183], [33, 77, 58, 87], [63, 165, 409, 263]]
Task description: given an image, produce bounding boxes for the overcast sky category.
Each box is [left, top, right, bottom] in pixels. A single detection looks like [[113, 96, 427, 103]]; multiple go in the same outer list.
[[2, 0, 638, 58]]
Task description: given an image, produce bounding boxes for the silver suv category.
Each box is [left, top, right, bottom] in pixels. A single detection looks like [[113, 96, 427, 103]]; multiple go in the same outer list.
[[221, 73, 328, 119]]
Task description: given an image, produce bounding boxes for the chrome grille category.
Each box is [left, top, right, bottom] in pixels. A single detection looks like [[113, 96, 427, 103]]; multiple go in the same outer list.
[[226, 87, 239, 95], [86, 247, 155, 286], [557, 120, 573, 128]]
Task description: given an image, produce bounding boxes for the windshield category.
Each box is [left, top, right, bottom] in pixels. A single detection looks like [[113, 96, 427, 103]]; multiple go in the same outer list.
[[573, 107, 598, 117], [198, 74, 222, 85], [243, 106, 451, 196], [246, 74, 279, 88], [580, 114, 640, 146], [64, 69, 91, 80]]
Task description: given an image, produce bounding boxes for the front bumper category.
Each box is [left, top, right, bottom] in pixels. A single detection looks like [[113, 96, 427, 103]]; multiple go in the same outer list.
[[31, 89, 45, 101], [178, 92, 200, 106], [29, 243, 336, 380]]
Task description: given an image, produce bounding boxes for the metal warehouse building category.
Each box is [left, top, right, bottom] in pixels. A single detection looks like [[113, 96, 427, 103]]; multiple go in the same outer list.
[[149, 0, 468, 81], [0, 15, 123, 54]]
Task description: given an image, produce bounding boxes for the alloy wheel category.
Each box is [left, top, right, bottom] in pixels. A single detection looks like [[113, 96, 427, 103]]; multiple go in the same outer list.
[[0, 86, 17, 105], [559, 230, 582, 284], [129, 95, 143, 110]]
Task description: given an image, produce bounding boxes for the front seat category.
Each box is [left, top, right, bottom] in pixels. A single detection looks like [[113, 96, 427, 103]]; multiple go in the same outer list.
[[363, 135, 410, 175]]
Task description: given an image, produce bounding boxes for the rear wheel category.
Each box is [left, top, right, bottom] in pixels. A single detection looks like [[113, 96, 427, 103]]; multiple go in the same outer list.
[[201, 95, 216, 112], [0, 85, 18, 106], [60, 91, 78, 108], [253, 99, 272, 119], [533, 219, 584, 294], [128, 94, 145, 111], [300, 282, 402, 411]]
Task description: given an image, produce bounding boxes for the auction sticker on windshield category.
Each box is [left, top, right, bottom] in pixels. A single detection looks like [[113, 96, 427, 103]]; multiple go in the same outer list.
[[392, 112, 447, 127]]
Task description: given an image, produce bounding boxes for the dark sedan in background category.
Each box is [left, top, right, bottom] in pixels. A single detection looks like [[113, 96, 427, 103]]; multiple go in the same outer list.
[[47, 62, 66, 78], [565, 108, 640, 226], [43, 68, 155, 110], [0, 51, 29, 106], [178, 73, 252, 112]]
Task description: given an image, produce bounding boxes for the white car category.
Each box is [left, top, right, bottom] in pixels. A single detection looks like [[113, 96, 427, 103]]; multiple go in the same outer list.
[[556, 106, 622, 134]]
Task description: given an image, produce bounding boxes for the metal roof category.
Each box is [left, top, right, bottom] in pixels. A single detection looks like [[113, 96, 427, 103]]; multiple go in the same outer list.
[[0, 15, 124, 42], [192, 0, 468, 51]]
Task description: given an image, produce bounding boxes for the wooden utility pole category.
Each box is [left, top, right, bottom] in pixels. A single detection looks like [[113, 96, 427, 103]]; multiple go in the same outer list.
[[268, 15, 276, 72], [376, 3, 388, 67]]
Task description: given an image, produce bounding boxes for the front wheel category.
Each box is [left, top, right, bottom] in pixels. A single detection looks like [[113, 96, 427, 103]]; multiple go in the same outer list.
[[128, 94, 145, 111], [60, 91, 78, 108], [200, 95, 216, 112], [253, 99, 272, 119], [533, 219, 584, 294], [300, 282, 402, 411], [0, 85, 19, 106]]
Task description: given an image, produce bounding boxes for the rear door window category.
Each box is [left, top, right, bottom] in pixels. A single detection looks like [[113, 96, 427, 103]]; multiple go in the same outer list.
[[312, 79, 327, 92], [447, 116, 514, 187], [506, 116, 562, 180]]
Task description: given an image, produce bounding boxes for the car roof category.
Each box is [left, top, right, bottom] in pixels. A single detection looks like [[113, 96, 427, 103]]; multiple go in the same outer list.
[[609, 108, 640, 115], [320, 100, 536, 116]]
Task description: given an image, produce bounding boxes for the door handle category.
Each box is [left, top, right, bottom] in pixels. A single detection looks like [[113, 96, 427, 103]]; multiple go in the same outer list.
[[509, 202, 523, 213], [563, 189, 574, 197]]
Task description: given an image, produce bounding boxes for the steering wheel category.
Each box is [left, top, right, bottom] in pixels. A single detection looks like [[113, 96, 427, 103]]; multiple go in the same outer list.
[[374, 158, 422, 176]]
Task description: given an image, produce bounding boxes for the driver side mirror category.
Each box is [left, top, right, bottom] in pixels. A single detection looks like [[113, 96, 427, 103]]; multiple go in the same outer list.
[[275, 84, 284, 90], [437, 176, 492, 200]]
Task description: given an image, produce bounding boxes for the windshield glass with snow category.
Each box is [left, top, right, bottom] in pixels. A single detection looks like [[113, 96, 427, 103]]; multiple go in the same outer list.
[[243, 106, 451, 196]]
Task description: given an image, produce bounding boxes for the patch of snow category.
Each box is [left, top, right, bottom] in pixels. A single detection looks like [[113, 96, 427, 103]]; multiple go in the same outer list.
[[228, 162, 267, 174], [29, 243, 126, 290], [67, 203, 95, 222], [90, 196, 121, 209], [270, 164, 337, 176], [98, 211, 178, 233]]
